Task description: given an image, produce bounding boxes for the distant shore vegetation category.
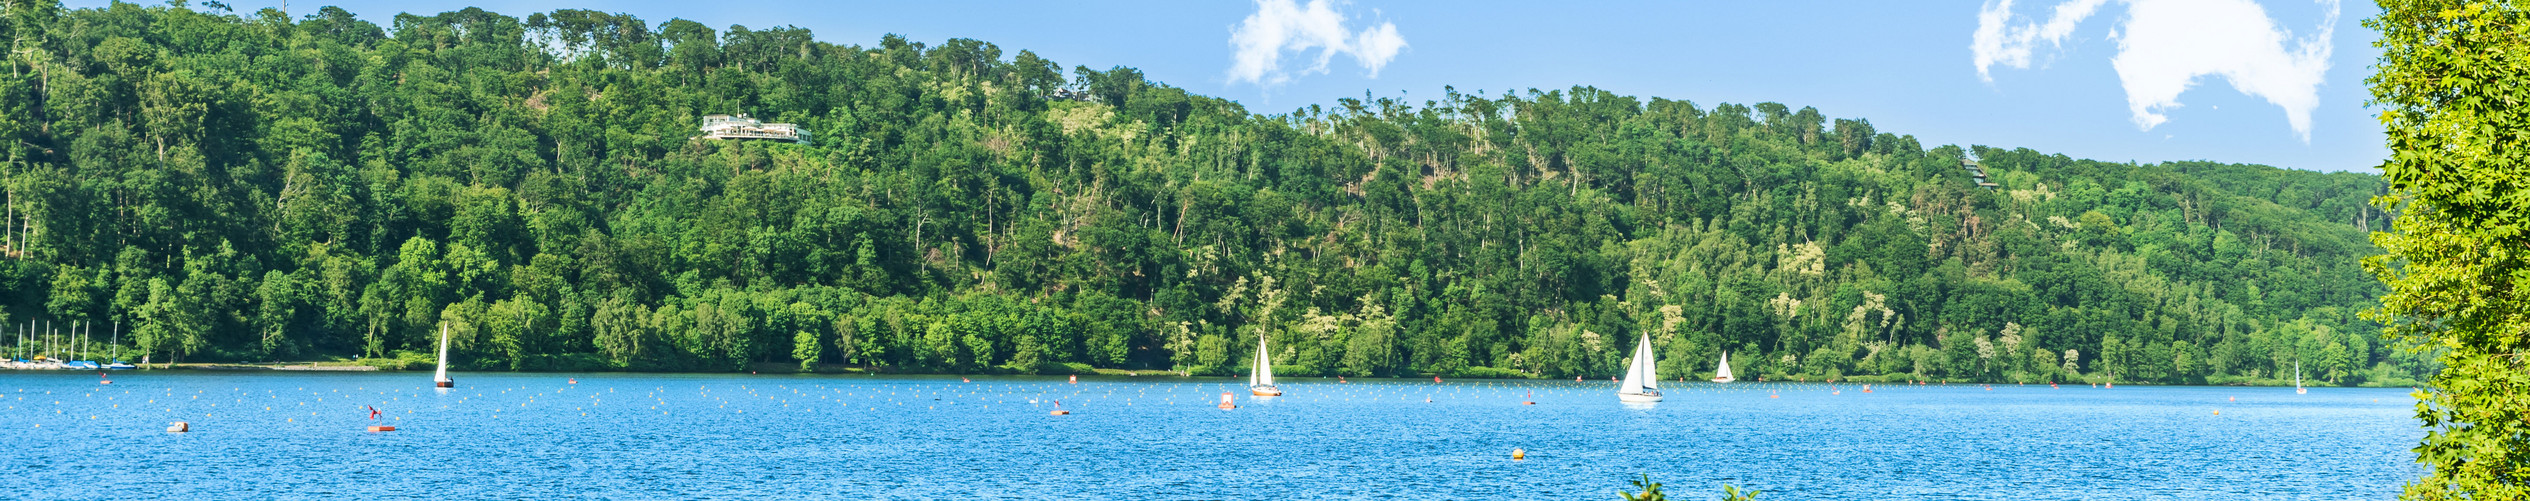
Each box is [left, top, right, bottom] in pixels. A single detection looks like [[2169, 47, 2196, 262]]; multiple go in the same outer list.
[[0, 2, 2420, 387]]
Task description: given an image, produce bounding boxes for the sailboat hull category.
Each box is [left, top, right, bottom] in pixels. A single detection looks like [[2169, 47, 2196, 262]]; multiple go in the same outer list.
[[1617, 392, 1663, 403], [1251, 386, 1282, 397], [435, 381, 454, 388], [1709, 377, 1734, 383]]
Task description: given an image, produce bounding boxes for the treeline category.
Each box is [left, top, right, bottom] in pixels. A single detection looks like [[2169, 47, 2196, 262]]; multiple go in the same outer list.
[[0, 2, 2424, 385]]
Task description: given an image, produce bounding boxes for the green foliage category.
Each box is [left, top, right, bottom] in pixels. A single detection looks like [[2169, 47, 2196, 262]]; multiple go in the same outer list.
[[0, 3, 2399, 391], [1616, 476, 1759, 501], [2364, 1, 2530, 498], [1619, 475, 1667, 501]]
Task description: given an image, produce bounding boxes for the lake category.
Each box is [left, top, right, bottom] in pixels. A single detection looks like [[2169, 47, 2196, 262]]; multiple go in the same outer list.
[[0, 372, 2418, 499]]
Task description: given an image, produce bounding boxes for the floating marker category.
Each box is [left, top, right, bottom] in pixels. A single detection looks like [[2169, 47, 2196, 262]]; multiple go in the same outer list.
[[166, 421, 189, 433], [1512, 448, 1525, 460]]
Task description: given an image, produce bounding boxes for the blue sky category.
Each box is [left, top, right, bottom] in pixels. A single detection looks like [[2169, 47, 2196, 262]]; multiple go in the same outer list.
[[99, 0, 2383, 173]]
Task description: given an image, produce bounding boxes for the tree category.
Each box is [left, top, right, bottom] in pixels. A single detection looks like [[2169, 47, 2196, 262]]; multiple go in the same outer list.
[[2365, 2, 2530, 498], [792, 328, 821, 371]]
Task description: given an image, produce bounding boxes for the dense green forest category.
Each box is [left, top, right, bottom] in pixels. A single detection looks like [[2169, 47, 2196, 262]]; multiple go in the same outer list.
[[0, 1, 2422, 385]]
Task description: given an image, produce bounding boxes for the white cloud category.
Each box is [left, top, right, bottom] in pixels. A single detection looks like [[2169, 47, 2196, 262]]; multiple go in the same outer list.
[[1227, 0, 1407, 86], [1972, 0, 2110, 81], [2112, 0, 2336, 141], [1971, 0, 2339, 142]]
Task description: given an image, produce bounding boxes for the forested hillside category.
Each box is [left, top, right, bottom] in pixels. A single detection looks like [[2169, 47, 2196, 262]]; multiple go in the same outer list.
[[0, 2, 2421, 384]]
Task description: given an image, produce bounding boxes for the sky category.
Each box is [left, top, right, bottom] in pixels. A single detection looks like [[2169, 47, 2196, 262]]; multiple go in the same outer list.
[[85, 0, 2385, 173]]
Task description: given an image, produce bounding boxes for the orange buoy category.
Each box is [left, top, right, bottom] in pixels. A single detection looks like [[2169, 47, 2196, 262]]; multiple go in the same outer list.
[[366, 426, 396, 432], [568, 378, 577, 384], [962, 377, 970, 383], [166, 422, 189, 433], [1435, 376, 1444, 383], [2229, 396, 2236, 402], [2213, 410, 2220, 416], [1512, 448, 1526, 460], [1217, 392, 1237, 410], [1769, 394, 1779, 399], [1069, 375, 1078, 384]]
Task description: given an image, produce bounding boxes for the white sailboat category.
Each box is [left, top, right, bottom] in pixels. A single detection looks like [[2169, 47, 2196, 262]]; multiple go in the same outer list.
[[2294, 362, 2305, 395], [1711, 351, 1736, 383], [433, 324, 455, 388], [1249, 334, 1281, 396], [1617, 333, 1663, 402]]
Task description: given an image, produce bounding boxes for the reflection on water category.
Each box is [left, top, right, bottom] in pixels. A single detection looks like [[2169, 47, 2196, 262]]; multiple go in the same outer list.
[[0, 372, 2418, 499]]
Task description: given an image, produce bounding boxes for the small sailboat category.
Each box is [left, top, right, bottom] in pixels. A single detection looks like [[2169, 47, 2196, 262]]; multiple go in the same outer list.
[[2294, 362, 2306, 395], [1249, 334, 1282, 397], [433, 324, 455, 388], [1711, 351, 1736, 383], [1617, 333, 1663, 402]]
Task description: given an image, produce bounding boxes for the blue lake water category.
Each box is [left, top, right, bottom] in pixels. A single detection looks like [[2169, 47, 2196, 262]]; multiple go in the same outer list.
[[0, 372, 2418, 499]]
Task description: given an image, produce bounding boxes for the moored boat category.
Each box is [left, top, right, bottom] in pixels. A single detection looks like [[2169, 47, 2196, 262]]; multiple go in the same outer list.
[[1249, 334, 1281, 397], [433, 324, 455, 388], [1711, 351, 1736, 383]]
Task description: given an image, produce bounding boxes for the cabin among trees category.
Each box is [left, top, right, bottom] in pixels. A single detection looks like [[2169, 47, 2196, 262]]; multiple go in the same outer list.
[[698, 114, 809, 144]]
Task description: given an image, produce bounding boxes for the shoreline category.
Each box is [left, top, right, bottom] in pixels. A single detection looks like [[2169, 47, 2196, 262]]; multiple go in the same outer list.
[[0, 363, 2418, 389]]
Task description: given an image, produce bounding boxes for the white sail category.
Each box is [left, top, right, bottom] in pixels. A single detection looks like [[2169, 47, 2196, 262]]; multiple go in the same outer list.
[[1251, 335, 1274, 387], [433, 324, 452, 383], [1618, 333, 1655, 394], [1639, 336, 1659, 390], [1714, 351, 1735, 381], [2294, 362, 2302, 388]]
